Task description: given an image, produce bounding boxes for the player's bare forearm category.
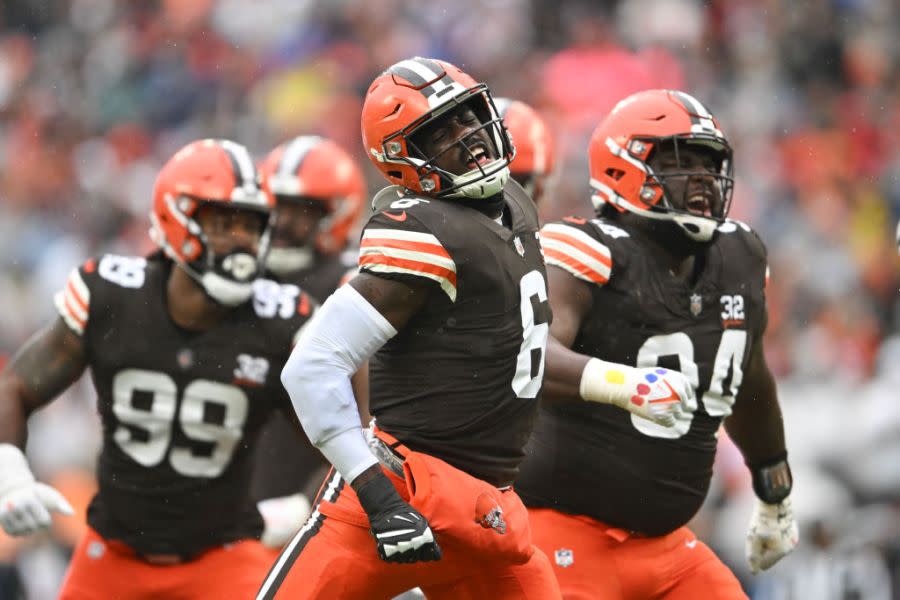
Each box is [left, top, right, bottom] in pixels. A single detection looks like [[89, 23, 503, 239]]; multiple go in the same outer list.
[[543, 336, 591, 403], [542, 265, 593, 405], [725, 337, 786, 463], [0, 319, 87, 446]]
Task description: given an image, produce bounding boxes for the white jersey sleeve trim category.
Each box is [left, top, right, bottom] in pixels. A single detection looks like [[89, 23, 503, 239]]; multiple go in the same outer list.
[[539, 223, 612, 285], [53, 268, 90, 335], [359, 227, 458, 301]]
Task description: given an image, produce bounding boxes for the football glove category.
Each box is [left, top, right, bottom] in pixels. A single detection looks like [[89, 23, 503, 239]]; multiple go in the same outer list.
[[746, 496, 799, 574], [0, 444, 74, 537], [355, 469, 441, 564], [257, 492, 312, 549], [580, 358, 697, 427]]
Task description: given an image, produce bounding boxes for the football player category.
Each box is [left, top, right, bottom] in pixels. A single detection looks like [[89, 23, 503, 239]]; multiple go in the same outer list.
[[257, 56, 562, 599], [0, 139, 316, 598], [517, 89, 799, 598], [251, 136, 367, 550], [495, 97, 555, 209], [259, 135, 366, 299]]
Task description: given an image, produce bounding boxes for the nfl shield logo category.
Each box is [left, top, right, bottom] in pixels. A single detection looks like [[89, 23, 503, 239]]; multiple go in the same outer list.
[[177, 348, 194, 369], [554, 548, 574, 568], [690, 293, 703, 316], [514, 236, 525, 257]]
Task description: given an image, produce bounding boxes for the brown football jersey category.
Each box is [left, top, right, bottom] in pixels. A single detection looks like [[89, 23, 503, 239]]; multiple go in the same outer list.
[[54, 253, 313, 556], [516, 217, 768, 535], [359, 183, 551, 487]]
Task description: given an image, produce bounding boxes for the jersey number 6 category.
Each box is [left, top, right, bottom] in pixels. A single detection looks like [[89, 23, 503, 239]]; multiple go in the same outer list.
[[512, 270, 550, 399]]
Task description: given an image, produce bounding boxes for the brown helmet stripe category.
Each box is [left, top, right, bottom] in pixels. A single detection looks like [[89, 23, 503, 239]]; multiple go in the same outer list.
[[387, 57, 457, 101], [276, 135, 322, 179], [219, 139, 258, 191]]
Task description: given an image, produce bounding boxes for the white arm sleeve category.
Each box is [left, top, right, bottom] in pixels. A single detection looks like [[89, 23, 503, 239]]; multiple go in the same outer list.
[[280, 283, 396, 483]]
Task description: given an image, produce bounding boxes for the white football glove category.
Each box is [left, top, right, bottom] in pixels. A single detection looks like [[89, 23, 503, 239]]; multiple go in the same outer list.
[[0, 444, 74, 537], [746, 496, 799, 574], [257, 492, 312, 548], [580, 358, 697, 427]]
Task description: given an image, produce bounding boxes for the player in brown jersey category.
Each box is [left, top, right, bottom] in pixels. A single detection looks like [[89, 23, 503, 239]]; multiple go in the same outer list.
[[0, 139, 316, 598], [518, 90, 799, 598], [251, 135, 367, 549], [256, 57, 561, 600], [494, 97, 556, 210]]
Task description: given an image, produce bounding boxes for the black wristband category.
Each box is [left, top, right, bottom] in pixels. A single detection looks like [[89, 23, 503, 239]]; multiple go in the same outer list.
[[354, 469, 404, 518], [748, 453, 793, 504]]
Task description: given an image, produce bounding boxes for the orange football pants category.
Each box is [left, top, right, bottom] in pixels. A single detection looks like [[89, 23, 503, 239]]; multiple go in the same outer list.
[[58, 526, 275, 599], [257, 439, 561, 600], [529, 507, 747, 600]]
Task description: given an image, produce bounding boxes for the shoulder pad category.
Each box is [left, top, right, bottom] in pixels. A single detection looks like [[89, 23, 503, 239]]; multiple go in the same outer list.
[[371, 185, 404, 212], [716, 219, 767, 260], [371, 185, 433, 212], [359, 211, 457, 301], [588, 218, 631, 241], [95, 254, 149, 289], [54, 258, 96, 336], [54, 254, 150, 336]]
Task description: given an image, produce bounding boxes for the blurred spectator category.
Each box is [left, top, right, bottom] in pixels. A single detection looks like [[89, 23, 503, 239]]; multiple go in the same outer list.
[[0, 1, 897, 597]]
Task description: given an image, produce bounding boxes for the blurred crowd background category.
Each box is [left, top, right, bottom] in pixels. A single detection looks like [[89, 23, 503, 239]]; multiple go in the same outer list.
[[0, 0, 898, 598]]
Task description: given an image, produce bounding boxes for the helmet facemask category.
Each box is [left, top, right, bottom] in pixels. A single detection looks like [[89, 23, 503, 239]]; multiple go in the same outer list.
[[267, 196, 329, 276], [629, 135, 734, 242], [385, 86, 515, 199], [152, 194, 274, 306], [591, 133, 734, 243]]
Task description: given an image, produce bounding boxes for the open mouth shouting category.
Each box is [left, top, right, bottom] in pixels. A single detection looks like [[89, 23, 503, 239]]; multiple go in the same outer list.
[[686, 192, 713, 217], [464, 140, 495, 170]]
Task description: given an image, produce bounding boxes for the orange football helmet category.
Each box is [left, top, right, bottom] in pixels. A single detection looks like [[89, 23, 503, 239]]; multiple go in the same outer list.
[[150, 138, 273, 305], [588, 89, 734, 242], [259, 135, 365, 269], [361, 57, 514, 199], [494, 97, 555, 203]]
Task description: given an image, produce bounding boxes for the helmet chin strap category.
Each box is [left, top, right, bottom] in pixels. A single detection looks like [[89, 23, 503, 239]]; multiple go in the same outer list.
[[151, 206, 270, 307], [644, 218, 717, 260], [445, 163, 510, 199], [199, 272, 255, 306], [267, 246, 315, 276], [180, 250, 261, 307], [616, 200, 720, 244], [671, 214, 719, 242]]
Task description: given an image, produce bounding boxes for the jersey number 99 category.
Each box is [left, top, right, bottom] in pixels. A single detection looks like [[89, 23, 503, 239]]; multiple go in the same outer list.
[[111, 369, 249, 478]]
